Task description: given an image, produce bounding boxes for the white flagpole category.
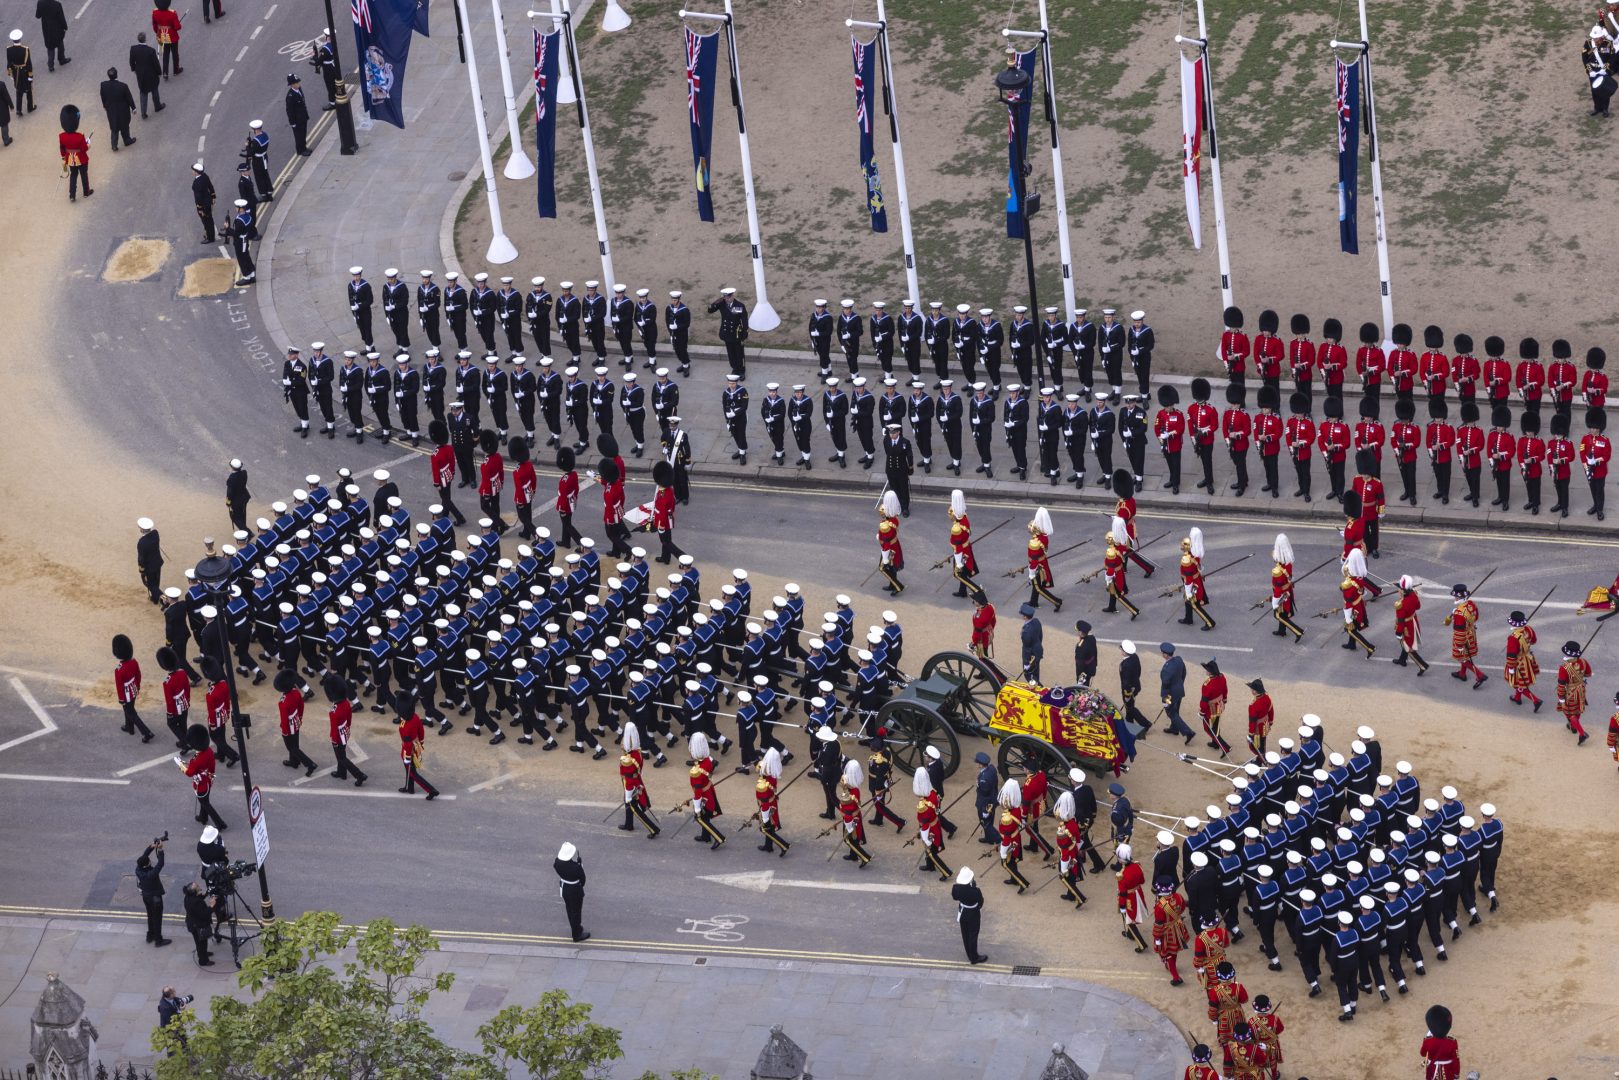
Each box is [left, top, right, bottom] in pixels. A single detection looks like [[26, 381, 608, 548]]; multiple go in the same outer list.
[[1357, 0, 1396, 342], [874, 1, 926, 304], [561, 1, 615, 289], [1194, 0, 1234, 311], [1035, 0, 1076, 322], [458, 0, 518, 263], [550, 0, 576, 104], [683, 2, 779, 332], [490, 0, 536, 180]]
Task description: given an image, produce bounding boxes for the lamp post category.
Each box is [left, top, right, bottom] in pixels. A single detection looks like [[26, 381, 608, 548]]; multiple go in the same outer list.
[[194, 555, 275, 924], [318, 4, 360, 154], [995, 58, 1046, 387]]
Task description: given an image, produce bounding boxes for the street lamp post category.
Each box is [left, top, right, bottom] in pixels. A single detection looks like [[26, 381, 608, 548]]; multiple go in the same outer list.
[[318, 1, 360, 154], [995, 59, 1046, 388], [194, 555, 275, 924]]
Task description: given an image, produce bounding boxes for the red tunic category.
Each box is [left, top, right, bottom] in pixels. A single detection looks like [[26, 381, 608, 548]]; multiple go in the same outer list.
[[839, 789, 866, 843], [1352, 419, 1386, 461], [151, 6, 182, 43], [970, 603, 996, 654], [1104, 548, 1128, 595], [1153, 891, 1190, 958], [1350, 474, 1385, 520], [1419, 349, 1450, 395], [601, 477, 624, 524], [652, 486, 676, 531], [1485, 429, 1515, 473], [1316, 418, 1349, 463], [1188, 402, 1218, 446], [278, 691, 304, 737], [431, 444, 456, 487], [205, 680, 231, 730], [879, 516, 904, 569], [115, 658, 142, 704], [1116, 859, 1146, 920], [1516, 435, 1545, 479], [1199, 674, 1227, 724], [1514, 359, 1545, 403], [162, 669, 190, 716], [755, 785, 780, 828], [399, 713, 425, 763], [1114, 498, 1138, 543], [1219, 329, 1250, 379], [917, 801, 943, 849], [1451, 351, 1480, 395], [329, 699, 353, 745], [1547, 436, 1575, 481], [1504, 626, 1539, 690], [1154, 407, 1185, 452], [620, 755, 650, 809], [1395, 591, 1422, 648], [478, 453, 504, 498], [1206, 980, 1249, 1046], [1055, 817, 1082, 871], [950, 519, 978, 575], [1179, 555, 1207, 603], [997, 813, 1023, 860], [1392, 420, 1421, 464], [1547, 360, 1577, 406], [1288, 336, 1316, 384], [1183, 1065, 1220, 1080], [1246, 694, 1273, 739], [1580, 433, 1611, 480], [183, 746, 216, 796], [555, 469, 579, 515], [1285, 415, 1315, 460], [1450, 600, 1480, 661], [1425, 420, 1455, 463], [1355, 344, 1385, 388], [1388, 347, 1418, 394], [1026, 535, 1052, 587], [1557, 657, 1590, 719], [1342, 580, 1368, 629], [1221, 407, 1251, 451], [1254, 411, 1282, 457], [1582, 368, 1609, 408], [1318, 341, 1348, 388], [1482, 357, 1512, 401], [59, 131, 89, 167], [690, 770, 721, 815], [513, 460, 536, 508], [1253, 332, 1283, 381], [1271, 562, 1294, 616], [1420, 1035, 1461, 1080], [1456, 423, 1485, 469], [1020, 770, 1048, 821]]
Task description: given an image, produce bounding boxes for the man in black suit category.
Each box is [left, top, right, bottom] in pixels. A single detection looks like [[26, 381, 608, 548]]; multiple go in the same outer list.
[[1158, 641, 1196, 743], [35, 0, 68, 70], [284, 72, 309, 155], [100, 67, 136, 149], [128, 33, 163, 118]]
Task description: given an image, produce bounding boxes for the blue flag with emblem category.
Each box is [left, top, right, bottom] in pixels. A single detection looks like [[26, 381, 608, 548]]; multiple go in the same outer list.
[[1005, 46, 1037, 239], [685, 27, 720, 222], [852, 35, 887, 233], [533, 28, 560, 219], [352, 0, 417, 130], [1336, 57, 1360, 255]]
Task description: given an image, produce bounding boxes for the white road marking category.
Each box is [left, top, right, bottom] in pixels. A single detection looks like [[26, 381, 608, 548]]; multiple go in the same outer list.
[[292, 741, 371, 785], [0, 773, 131, 786], [265, 3, 278, 16], [235, 46, 249, 62], [467, 773, 514, 792], [0, 665, 94, 689], [200, 112, 211, 129], [555, 798, 618, 808], [197, 135, 206, 153], [1096, 637, 1253, 654], [229, 783, 455, 800], [0, 678, 59, 754], [699, 870, 920, 895], [251, 24, 263, 39], [221, 67, 234, 84], [73, 0, 95, 18], [115, 752, 182, 776], [210, 90, 221, 106]]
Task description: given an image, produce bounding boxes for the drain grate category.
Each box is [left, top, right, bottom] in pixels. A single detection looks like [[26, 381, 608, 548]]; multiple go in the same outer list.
[[694, 957, 707, 965], [1011, 964, 1042, 977]]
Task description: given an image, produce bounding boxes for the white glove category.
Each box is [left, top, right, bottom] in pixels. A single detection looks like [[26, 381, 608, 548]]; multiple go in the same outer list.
[[1183, 583, 1195, 599], [691, 799, 703, 815], [1343, 609, 1355, 626], [1271, 597, 1280, 611]]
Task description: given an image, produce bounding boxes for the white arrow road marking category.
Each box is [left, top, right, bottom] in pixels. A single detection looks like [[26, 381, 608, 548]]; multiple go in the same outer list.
[[1, 678, 59, 754], [698, 870, 920, 895], [229, 783, 454, 800], [0, 773, 131, 786], [116, 752, 184, 777]]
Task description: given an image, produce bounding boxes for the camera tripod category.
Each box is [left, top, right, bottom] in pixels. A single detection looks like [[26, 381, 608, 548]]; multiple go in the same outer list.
[[206, 880, 264, 969]]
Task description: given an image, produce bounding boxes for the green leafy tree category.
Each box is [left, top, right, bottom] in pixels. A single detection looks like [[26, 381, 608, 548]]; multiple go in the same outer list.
[[473, 992, 624, 1080]]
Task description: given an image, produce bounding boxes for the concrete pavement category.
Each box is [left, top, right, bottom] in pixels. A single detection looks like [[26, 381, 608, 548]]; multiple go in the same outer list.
[[0, 914, 1188, 1079]]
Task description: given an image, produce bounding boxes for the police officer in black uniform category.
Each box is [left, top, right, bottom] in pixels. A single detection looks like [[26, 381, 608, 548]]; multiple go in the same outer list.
[[285, 73, 310, 155]]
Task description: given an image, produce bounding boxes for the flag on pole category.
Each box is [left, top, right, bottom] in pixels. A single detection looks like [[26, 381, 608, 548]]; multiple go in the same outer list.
[[1336, 57, 1361, 255], [1005, 46, 1037, 239], [352, 0, 418, 129], [852, 36, 887, 233], [533, 28, 561, 219], [1179, 50, 1205, 249], [685, 28, 720, 222]]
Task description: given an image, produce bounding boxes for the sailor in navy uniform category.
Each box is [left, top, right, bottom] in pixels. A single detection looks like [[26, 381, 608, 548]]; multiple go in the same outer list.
[[807, 299, 834, 376], [664, 291, 691, 373]]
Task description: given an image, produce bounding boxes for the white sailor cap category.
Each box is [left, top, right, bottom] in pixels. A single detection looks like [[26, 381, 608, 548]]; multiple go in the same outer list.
[[1130, 310, 1146, 320], [1012, 305, 1027, 314], [593, 366, 609, 376], [474, 272, 489, 282], [564, 366, 579, 377], [956, 303, 971, 314], [585, 280, 600, 288], [872, 300, 886, 309], [1102, 307, 1117, 315], [669, 290, 682, 298], [1441, 785, 1458, 800], [719, 286, 736, 295], [929, 301, 943, 309], [765, 382, 780, 390], [840, 299, 855, 308], [852, 376, 867, 387], [234, 198, 249, 208], [612, 283, 626, 292], [635, 288, 649, 297], [978, 307, 994, 316], [193, 161, 206, 172], [1044, 306, 1059, 314], [445, 271, 460, 280], [972, 381, 987, 392], [249, 119, 264, 130], [655, 367, 670, 377], [902, 298, 916, 307], [559, 280, 574, 289], [791, 384, 805, 391], [622, 371, 635, 381]]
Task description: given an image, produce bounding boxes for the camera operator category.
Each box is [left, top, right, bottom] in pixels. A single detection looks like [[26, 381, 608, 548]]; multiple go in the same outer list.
[[158, 986, 193, 1031], [183, 881, 216, 966], [196, 825, 227, 869], [137, 836, 172, 947], [195, 827, 233, 937]]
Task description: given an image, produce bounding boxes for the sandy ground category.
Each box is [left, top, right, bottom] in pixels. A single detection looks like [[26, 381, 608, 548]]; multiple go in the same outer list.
[[461, 0, 1614, 368]]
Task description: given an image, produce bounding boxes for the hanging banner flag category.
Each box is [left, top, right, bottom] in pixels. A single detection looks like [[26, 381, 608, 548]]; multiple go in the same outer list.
[[852, 36, 888, 233], [352, 0, 418, 129], [533, 28, 561, 219], [1336, 57, 1361, 255], [1179, 50, 1205, 249], [685, 27, 720, 222], [1005, 46, 1037, 239]]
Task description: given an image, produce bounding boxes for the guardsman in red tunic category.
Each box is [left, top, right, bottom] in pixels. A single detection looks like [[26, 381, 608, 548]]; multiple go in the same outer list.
[[1393, 575, 1430, 674], [619, 738, 660, 836], [1151, 878, 1191, 984], [1026, 510, 1063, 610], [1556, 640, 1592, 745], [1177, 530, 1215, 630], [1387, 323, 1419, 400], [969, 594, 996, 660], [1347, 460, 1385, 569], [1052, 790, 1089, 907], [1192, 914, 1228, 990], [1155, 385, 1186, 494], [1514, 336, 1545, 409], [1318, 317, 1348, 399], [947, 490, 979, 599], [1020, 768, 1054, 857], [112, 635, 155, 741], [178, 726, 226, 829], [877, 490, 905, 595], [1517, 410, 1546, 514], [1223, 1021, 1269, 1080], [1184, 1043, 1220, 1080], [1221, 384, 1252, 496], [1287, 314, 1316, 395], [1419, 325, 1450, 399], [1340, 572, 1375, 657], [1268, 533, 1304, 641], [1486, 405, 1517, 508], [1482, 335, 1511, 406], [511, 438, 538, 540], [1391, 398, 1421, 505], [1254, 387, 1283, 497], [1102, 533, 1140, 619], [1205, 960, 1249, 1047], [1420, 1004, 1461, 1080], [1503, 610, 1541, 709], [1580, 406, 1611, 520], [1548, 338, 1578, 414], [1450, 332, 1480, 402], [553, 445, 583, 546], [1317, 396, 1350, 499], [1547, 412, 1576, 517], [689, 764, 726, 849], [159, 652, 191, 749], [837, 779, 872, 867], [1582, 346, 1608, 409], [201, 664, 240, 766], [916, 796, 950, 880], [1112, 472, 1155, 574], [1244, 679, 1273, 756], [1449, 584, 1486, 686], [1353, 397, 1386, 479], [998, 808, 1029, 892], [1116, 843, 1148, 951], [1354, 321, 1386, 402], [755, 777, 789, 855], [1251, 309, 1283, 389], [1247, 996, 1284, 1079], [325, 677, 367, 786], [397, 707, 439, 798], [1198, 660, 1231, 756], [1284, 392, 1315, 502], [476, 431, 509, 533], [1607, 691, 1619, 772], [274, 670, 319, 776], [1188, 377, 1219, 492], [1219, 306, 1249, 387], [651, 460, 683, 563], [1456, 399, 1485, 507], [1425, 398, 1455, 504]]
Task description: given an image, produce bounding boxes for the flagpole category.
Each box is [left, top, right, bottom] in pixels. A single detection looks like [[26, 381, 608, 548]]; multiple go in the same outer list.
[[490, 0, 536, 180], [550, 0, 576, 103], [1193, 0, 1234, 311], [1354, 0, 1395, 343], [457, 0, 518, 263], [1002, 0, 1077, 323], [849, 0, 919, 307], [683, 2, 779, 333]]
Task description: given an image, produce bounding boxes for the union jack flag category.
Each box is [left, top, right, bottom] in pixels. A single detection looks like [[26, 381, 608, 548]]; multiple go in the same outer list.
[[1336, 62, 1352, 152], [533, 32, 551, 122], [351, 0, 372, 33], [852, 39, 871, 134], [686, 29, 704, 125]]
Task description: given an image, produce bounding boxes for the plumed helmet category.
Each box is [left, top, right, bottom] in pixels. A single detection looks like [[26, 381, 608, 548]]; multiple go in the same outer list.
[[1190, 377, 1211, 402], [1391, 323, 1413, 347], [1258, 309, 1279, 334], [653, 460, 675, 486], [1223, 305, 1244, 329], [1290, 313, 1311, 335]]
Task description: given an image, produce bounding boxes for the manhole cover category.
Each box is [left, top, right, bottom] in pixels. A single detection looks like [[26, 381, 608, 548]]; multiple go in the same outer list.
[[448, 170, 467, 181], [1011, 965, 1041, 977]]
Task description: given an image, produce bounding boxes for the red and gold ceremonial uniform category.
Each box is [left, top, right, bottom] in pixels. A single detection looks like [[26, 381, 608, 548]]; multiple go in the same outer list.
[[1103, 539, 1138, 618], [1606, 708, 1619, 768], [1354, 341, 1385, 392], [878, 512, 905, 594], [1504, 625, 1540, 702], [1450, 597, 1483, 678], [1188, 399, 1219, 449], [1316, 413, 1350, 486], [1395, 590, 1422, 650], [1199, 670, 1230, 755], [1247, 1010, 1284, 1078], [182, 745, 216, 798], [949, 517, 977, 578], [555, 468, 579, 517], [916, 798, 948, 878], [1219, 326, 1250, 382], [1284, 412, 1314, 464], [478, 450, 504, 498], [1253, 328, 1283, 384], [1184, 1063, 1220, 1080], [161, 668, 190, 725], [652, 483, 677, 532], [151, 4, 182, 46], [1517, 430, 1545, 482], [1341, 576, 1374, 656], [1246, 691, 1274, 756], [1205, 977, 1249, 1047], [1027, 531, 1055, 589], [689, 765, 725, 846], [969, 600, 996, 659], [1548, 430, 1575, 510], [1116, 858, 1147, 949], [1557, 656, 1591, 740], [998, 809, 1029, 890], [756, 779, 788, 854], [1221, 402, 1251, 453], [1419, 1034, 1461, 1080], [1054, 816, 1088, 905], [513, 456, 537, 510], [398, 712, 438, 797], [1223, 1035, 1268, 1080], [205, 679, 230, 734], [1388, 342, 1418, 397], [1352, 415, 1386, 465], [1152, 889, 1191, 984], [1420, 344, 1450, 397], [1179, 550, 1207, 604], [1192, 924, 1228, 989], [1115, 495, 1138, 545], [116, 658, 142, 707], [1514, 355, 1545, 406]]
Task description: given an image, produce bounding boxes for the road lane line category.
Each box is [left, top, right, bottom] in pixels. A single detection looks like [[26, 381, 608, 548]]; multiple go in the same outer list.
[[197, 135, 206, 153], [265, 3, 278, 15], [555, 799, 617, 808], [0, 773, 131, 786], [72, 0, 94, 17], [251, 24, 263, 39], [115, 752, 181, 777], [210, 90, 221, 105], [229, 783, 456, 800], [467, 773, 515, 792], [235, 46, 249, 61], [200, 112, 210, 129], [221, 67, 234, 84], [1, 678, 59, 754]]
